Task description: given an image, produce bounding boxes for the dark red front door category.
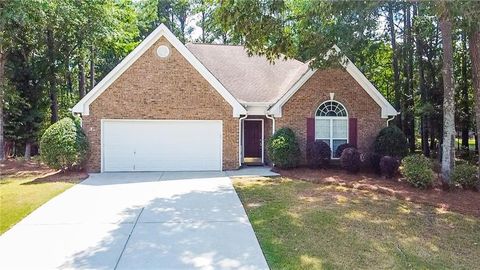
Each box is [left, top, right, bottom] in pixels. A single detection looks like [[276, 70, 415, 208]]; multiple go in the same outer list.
[[244, 120, 262, 158]]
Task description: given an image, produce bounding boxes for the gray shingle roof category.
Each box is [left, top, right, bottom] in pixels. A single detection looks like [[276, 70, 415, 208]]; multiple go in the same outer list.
[[186, 43, 310, 104]]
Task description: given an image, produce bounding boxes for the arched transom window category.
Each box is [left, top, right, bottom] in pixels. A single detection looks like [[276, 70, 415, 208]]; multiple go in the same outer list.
[[315, 100, 348, 158]]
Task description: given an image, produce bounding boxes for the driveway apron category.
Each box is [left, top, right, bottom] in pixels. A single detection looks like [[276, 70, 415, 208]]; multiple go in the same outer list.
[[0, 172, 269, 270]]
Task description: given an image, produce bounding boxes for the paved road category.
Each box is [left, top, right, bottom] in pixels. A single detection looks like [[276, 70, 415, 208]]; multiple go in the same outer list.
[[0, 171, 270, 270]]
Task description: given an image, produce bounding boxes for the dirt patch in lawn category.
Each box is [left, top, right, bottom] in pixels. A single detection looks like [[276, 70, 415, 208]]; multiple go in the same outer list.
[[276, 167, 480, 218], [1, 159, 88, 184]]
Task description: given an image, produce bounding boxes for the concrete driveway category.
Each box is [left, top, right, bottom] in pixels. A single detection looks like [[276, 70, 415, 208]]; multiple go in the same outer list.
[[0, 171, 270, 270]]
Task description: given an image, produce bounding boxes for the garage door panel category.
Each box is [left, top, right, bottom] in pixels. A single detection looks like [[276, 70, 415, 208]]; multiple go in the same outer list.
[[102, 120, 222, 172]]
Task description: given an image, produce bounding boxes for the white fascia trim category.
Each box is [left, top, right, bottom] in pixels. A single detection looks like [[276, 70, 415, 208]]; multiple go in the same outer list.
[[267, 46, 398, 119], [343, 56, 398, 118], [72, 24, 246, 117]]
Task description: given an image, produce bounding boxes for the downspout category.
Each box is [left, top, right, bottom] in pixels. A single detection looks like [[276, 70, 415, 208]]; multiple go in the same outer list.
[[386, 114, 397, 126], [265, 114, 275, 135], [238, 114, 248, 167]]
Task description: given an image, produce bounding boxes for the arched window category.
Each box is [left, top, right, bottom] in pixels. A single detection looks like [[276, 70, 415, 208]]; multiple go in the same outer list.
[[315, 100, 348, 158]]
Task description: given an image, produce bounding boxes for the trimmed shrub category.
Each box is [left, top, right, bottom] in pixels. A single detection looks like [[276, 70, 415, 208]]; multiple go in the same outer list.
[[306, 140, 331, 168], [40, 117, 89, 170], [401, 154, 434, 188], [379, 156, 399, 178], [267, 127, 300, 169], [361, 152, 382, 174], [452, 163, 479, 189], [335, 143, 356, 158], [340, 147, 361, 173], [373, 125, 408, 158]]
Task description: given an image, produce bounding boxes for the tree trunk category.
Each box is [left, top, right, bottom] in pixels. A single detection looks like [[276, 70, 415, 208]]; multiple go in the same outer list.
[[24, 142, 31, 160], [439, 9, 455, 184], [475, 134, 479, 152], [79, 58, 86, 98], [414, 4, 430, 157], [469, 29, 480, 169], [47, 28, 58, 123], [461, 33, 470, 149], [200, 0, 206, 43], [404, 5, 415, 152], [0, 49, 5, 161], [89, 44, 95, 90], [388, 3, 402, 128]]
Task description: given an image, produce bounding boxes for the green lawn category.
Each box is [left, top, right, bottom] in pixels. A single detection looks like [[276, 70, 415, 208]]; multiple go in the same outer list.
[[0, 173, 77, 234], [234, 177, 480, 270]]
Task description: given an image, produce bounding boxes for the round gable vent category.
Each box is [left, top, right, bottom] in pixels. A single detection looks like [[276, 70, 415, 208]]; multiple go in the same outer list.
[[156, 45, 170, 58]]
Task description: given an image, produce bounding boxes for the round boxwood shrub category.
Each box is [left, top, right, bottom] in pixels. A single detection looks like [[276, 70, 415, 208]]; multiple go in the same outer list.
[[373, 125, 408, 158], [340, 147, 361, 173], [40, 117, 89, 171], [306, 140, 331, 168], [401, 154, 434, 188], [267, 127, 300, 169], [379, 156, 399, 178], [451, 163, 479, 189], [335, 143, 356, 158]]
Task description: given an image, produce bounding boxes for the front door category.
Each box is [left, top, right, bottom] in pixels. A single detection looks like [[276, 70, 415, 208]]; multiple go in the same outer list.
[[244, 120, 263, 163]]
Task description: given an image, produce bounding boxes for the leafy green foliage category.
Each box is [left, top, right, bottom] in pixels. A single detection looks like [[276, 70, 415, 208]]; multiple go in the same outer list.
[[452, 164, 479, 189], [267, 127, 300, 169], [373, 126, 409, 158], [40, 117, 88, 170], [401, 154, 435, 188], [340, 147, 361, 173], [306, 140, 331, 168]]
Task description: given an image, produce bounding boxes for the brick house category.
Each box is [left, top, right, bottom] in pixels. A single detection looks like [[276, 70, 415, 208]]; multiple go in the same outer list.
[[72, 24, 398, 172]]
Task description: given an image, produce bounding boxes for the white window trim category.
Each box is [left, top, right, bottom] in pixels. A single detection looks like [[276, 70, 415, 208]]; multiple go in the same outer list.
[[314, 101, 349, 159]]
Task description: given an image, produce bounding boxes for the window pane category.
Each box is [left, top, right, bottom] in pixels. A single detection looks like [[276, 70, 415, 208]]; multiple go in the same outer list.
[[332, 119, 348, 138], [318, 139, 330, 148], [315, 119, 330, 138], [333, 139, 347, 157]]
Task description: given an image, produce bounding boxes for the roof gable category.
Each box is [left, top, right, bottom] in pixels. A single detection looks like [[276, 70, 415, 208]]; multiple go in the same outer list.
[[268, 47, 398, 118], [72, 24, 246, 117]]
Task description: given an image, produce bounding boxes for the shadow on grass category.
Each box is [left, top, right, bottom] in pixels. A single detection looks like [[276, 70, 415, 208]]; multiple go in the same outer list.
[[21, 171, 89, 185]]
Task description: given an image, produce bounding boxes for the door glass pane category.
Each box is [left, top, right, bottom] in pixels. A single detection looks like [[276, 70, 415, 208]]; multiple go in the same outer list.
[[315, 119, 330, 139], [332, 119, 347, 138], [333, 139, 348, 157]]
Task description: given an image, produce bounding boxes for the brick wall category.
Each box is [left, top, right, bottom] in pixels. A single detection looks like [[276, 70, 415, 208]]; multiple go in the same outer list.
[[276, 68, 387, 163], [82, 37, 239, 172]]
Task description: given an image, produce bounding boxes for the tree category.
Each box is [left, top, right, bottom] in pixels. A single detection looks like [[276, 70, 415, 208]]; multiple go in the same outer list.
[[470, 30, 480, 172], [438, 3, 455, 184], [386, 2, 402, 127], [414, 2, 430, 156]]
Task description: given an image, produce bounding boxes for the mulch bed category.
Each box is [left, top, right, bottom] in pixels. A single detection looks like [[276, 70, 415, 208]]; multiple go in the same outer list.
[[1, 159, 88, 184], [276, 167, 480, 218], [0, 159, 53, 177]]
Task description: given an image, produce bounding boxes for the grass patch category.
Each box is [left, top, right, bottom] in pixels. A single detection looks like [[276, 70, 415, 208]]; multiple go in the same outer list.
[[0, 173, 80, 234], [234, 177, 480, 269]]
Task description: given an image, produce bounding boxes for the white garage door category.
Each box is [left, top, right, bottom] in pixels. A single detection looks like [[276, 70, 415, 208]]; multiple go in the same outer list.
[[102, 120, 222, 172]]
